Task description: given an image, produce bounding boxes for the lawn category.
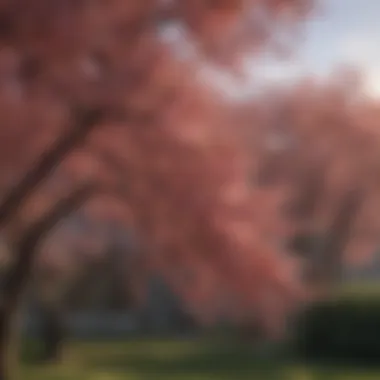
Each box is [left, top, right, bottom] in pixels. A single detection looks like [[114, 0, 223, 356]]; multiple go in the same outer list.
[[336, 280, 380, 299], [20, 338, 380, 380]]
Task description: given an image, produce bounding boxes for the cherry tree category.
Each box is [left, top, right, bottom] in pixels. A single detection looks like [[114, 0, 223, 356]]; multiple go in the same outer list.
[[0, 1, 315, 378], [243, 71, 380, 294]]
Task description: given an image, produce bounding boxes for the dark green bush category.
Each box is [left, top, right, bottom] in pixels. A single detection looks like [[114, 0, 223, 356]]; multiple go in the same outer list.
[[293, 294, 380, 364]]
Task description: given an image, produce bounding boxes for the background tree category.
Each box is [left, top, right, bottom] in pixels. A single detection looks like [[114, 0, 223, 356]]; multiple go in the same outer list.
[[242, 70, 380, 293]]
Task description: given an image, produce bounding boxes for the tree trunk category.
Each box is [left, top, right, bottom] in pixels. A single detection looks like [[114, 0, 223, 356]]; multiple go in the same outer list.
[[0, 289, 26, 380], [0, 182, 97, 380], [308, 187, 363, 289], [40, 304, 66, 363], [238, 321, 263, 344], [0, 237, 40, 380]]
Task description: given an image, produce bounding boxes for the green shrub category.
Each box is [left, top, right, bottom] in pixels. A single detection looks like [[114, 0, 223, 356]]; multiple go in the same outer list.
[[293, 294, 380, 364]]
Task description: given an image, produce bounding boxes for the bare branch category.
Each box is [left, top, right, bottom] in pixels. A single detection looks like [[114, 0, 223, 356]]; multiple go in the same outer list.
[[0, 107, 105, 229]]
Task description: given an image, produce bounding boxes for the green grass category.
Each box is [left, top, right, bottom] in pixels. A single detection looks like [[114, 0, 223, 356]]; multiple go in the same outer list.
[[336, 281, 380, 299], [19, 338, 380, 380]]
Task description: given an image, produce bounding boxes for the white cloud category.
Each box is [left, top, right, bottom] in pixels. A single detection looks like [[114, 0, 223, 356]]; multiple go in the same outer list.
[[338, 35, 380, 98], [340, 36, 380, 65], [363, 70, 380, 98]]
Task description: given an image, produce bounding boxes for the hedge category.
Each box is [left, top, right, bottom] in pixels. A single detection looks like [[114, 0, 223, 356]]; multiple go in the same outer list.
[[293, 291, 380, 364]]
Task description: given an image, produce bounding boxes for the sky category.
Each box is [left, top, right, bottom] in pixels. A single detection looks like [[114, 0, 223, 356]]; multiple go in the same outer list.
[[161, 1, 380, 99], [252, 0, 380, 97]]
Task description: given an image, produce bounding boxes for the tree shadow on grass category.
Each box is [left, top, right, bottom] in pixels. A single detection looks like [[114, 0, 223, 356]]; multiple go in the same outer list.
[[20, 340, 44, 365]]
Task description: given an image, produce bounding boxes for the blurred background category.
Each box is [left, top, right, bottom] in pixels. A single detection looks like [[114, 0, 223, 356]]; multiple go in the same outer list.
[[0, 1, 380, 379]]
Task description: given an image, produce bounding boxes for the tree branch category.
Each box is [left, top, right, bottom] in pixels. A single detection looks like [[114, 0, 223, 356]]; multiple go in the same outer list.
[[88, 146, 133, 202], [90, 146, 128, 177], [2, 181, 98, 303], [0, 106, 105, 229]]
